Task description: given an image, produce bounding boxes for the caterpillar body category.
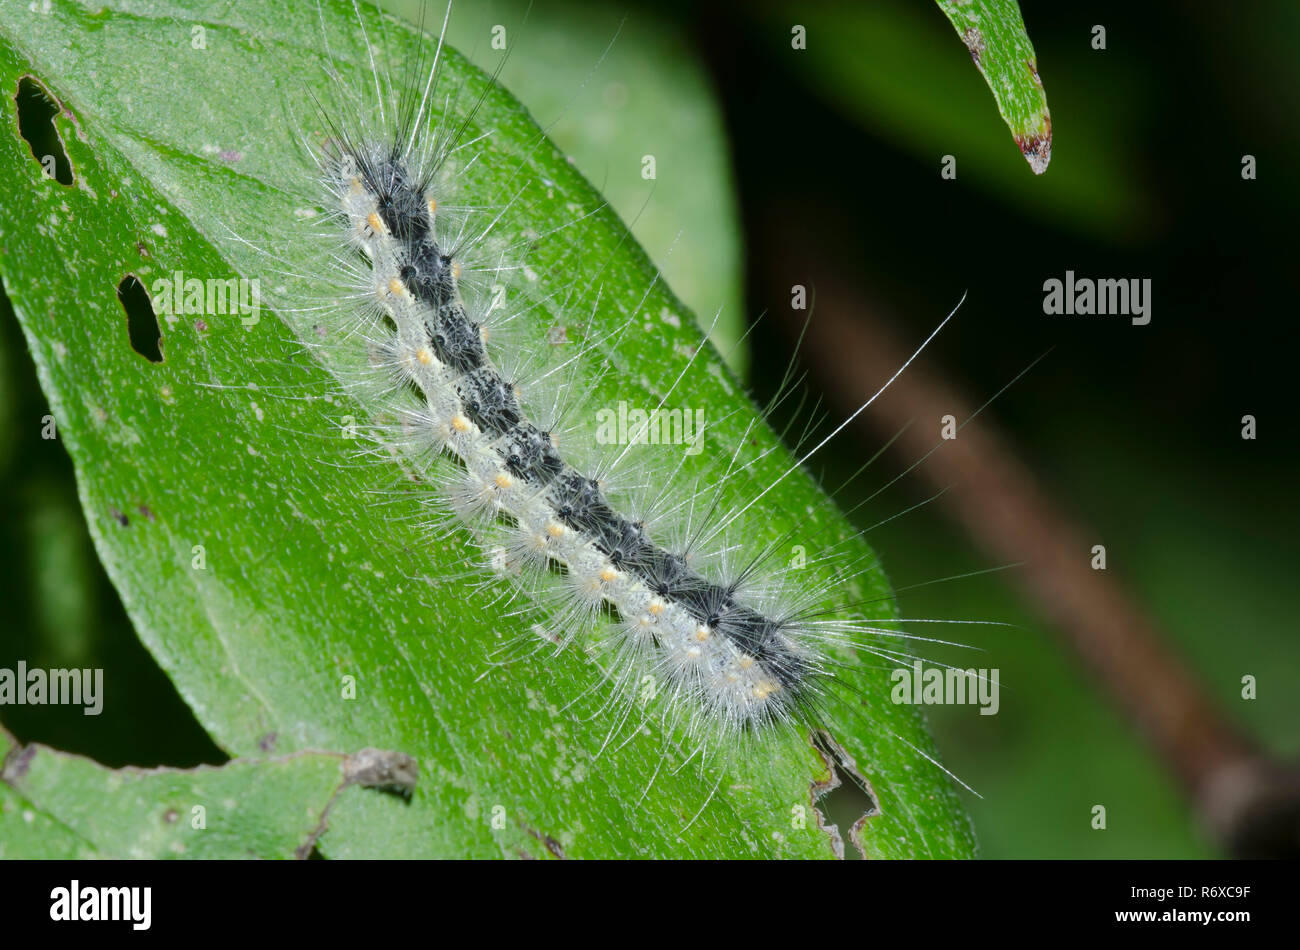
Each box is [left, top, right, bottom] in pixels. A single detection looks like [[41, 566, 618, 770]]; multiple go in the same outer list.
[[267, 0, 985, 813], [328, 135, 811, 735], [0, 0, 983, 856]]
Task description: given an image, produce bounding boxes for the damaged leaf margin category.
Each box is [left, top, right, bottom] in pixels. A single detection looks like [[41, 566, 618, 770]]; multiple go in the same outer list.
[[0, 724, 417, 859]]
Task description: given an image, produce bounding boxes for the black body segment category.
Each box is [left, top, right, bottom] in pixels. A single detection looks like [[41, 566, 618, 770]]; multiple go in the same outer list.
[[367, 153, 807, 699]]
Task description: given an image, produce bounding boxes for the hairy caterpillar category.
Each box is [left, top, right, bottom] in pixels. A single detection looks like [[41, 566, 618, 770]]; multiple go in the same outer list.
[[0, 0, 988, 857], [282, 0, 977, 795]]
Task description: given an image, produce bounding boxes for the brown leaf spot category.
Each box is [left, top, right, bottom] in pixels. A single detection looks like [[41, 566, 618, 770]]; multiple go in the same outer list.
[[2, 743, 36, 782], [523, 825, 567, 859], [342, 747, 419, 794], [1016, 114, 1053, 175]]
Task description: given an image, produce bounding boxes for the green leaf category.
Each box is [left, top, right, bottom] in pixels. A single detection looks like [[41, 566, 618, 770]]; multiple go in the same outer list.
[[0, 0, 972, 857], [0, 724, 414, 858], [778, 3, 1153, 240], [934, 0, 1052, 173]]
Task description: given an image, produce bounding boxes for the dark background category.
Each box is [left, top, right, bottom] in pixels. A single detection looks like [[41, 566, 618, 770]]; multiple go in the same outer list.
[[695, 0, 1298, 858]]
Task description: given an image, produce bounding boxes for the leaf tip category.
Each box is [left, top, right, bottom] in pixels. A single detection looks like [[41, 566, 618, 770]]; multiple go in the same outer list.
[[1016, 115, 1052, 175]]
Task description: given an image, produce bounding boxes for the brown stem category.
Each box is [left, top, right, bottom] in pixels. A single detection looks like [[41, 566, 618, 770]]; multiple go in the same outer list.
[[761, 257, 1298, 857]]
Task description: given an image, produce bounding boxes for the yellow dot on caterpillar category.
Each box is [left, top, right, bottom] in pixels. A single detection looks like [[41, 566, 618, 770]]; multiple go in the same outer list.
[[686, 646, 702, 660], [366, 211, 386, 235], [387, 277, 405, 297], [427, 196, 438, 217], [494, 472, 513, 490], [738, 656, 754, 670], [647, 600, 664, 617], [451, 415, 471, 432], [546, 522, 565, 538], [695, 626, 711, 642], [348, 176, 363, 194], [416, 348, 434, 366], [599, 566, 618, 583], [452, 260, 462, 279], [752, 680, 780, 700]]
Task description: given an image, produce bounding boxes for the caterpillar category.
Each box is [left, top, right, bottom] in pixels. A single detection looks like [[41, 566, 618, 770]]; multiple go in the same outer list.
[[0, 0, 988, 857], [330, 119, 817, 734], [285, 0, 974, 795]]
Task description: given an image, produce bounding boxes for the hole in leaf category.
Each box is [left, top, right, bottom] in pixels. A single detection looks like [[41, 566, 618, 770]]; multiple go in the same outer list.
[[811, 731, 879, 860], [15, 76, 73, 185], [117, 275, 164, 363]]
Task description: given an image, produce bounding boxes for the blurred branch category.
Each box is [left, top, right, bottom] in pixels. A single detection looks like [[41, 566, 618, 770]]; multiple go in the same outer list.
[[760, 224, 1299, 858]]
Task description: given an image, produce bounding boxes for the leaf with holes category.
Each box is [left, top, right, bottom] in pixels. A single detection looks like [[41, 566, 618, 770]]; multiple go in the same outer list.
[[0, 724, 416, 858], [0, 0, 974, 857]]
